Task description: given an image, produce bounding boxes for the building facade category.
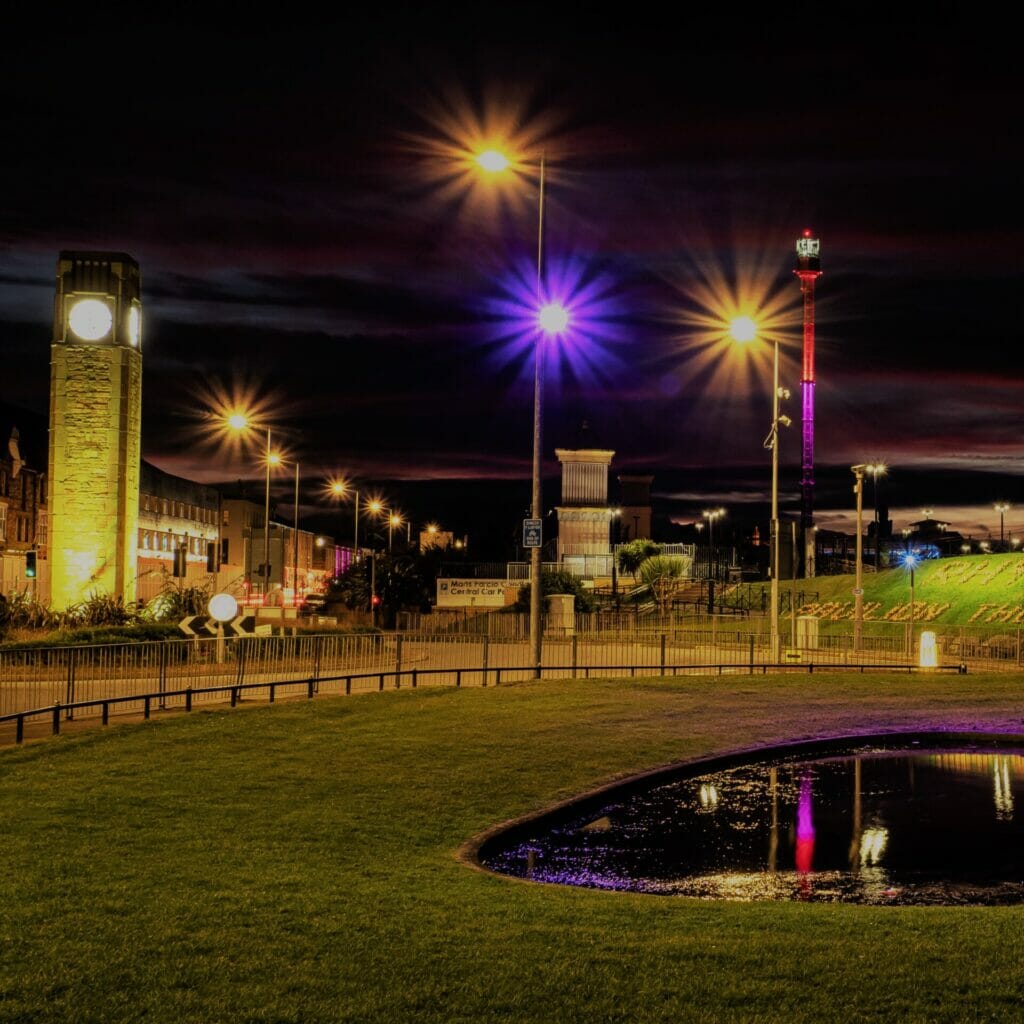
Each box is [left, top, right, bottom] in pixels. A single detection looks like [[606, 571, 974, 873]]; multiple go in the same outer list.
[[0, 425, 47, 594]]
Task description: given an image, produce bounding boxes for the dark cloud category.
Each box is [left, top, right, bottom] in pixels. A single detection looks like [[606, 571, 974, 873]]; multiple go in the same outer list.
[[2, 13, 1023, 555]]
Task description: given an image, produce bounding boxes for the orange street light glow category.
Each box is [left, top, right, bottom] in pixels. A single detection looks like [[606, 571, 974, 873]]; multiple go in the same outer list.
[[729, 316, 757, 343], [476, 149, 510, 173]]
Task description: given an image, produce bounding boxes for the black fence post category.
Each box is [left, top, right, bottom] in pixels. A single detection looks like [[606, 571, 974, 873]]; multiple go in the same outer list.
[[16, 714, 24, 744], [482, 635, 489, 688], [395, 635, 403, 684], [65, 650, 76, 721], [307, 678, 315, 699], [660, 634, 667, 676], [235, 638, 248, 701], [52, 703, 61, 735], [345, 676, 352, 695], [158, 642, 169, 710], [185, 687, 193, 712], [314, 635, 324, 694], [144, 696, 151, 720], [571, 635, 578, 679], [412, 669, 418, 689]]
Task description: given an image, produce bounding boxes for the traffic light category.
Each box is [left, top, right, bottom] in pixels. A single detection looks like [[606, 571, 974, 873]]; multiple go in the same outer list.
[[25, 551, 37, 578], [371, 594, 381, 607], [173, 546, 187, 577], [206, 542, 217, 573]]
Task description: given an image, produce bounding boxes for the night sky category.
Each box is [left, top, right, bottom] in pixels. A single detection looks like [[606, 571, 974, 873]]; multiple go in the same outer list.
[[1, 11, 1022, 555]]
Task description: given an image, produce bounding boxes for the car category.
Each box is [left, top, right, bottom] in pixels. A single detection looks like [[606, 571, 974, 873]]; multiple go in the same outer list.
[[298, 593, 329, 617]]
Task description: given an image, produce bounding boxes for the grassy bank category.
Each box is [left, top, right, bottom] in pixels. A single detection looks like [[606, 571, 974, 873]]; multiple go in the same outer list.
[[2, 674, 1024, 1023], [770, 552, 1024, 628]]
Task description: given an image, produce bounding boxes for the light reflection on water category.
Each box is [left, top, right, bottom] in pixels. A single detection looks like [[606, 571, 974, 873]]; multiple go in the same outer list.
[[481, 743, 1024, 905]]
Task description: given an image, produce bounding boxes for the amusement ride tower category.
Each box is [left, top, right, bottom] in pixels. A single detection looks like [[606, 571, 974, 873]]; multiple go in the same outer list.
[[794, 230, 822, 576]]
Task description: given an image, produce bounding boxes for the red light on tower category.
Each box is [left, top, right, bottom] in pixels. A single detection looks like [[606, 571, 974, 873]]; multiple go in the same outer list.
[[795, 230, 822, 576]]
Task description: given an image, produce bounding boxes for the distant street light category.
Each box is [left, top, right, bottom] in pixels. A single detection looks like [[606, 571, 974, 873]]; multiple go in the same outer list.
[[329, 480, 360, 564], [730, 317, 789, 661], [865, 463, 887, 570], [224, 412, 280, 598], [995, 502, 1010, 550], [851, 465, 866, 652], [702, 507, 726, 581], [904, 552, 919, 658]]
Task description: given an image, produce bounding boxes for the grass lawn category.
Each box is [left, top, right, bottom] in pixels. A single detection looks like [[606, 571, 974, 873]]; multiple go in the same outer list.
[[3, 673, 1024, 1023], [788, 551, 1024, 627]]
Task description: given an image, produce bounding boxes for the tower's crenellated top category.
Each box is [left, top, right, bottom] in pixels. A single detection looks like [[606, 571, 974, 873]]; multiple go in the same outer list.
[[795, 229, 822, 276], [53, 251, 142, 350]]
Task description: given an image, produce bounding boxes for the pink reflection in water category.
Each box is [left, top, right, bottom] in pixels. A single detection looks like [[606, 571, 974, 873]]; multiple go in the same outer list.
[[795, 772, 816, 897]]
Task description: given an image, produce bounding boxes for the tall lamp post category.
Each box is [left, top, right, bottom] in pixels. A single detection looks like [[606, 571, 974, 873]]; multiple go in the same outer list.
[[851, 464, 866, 652], [329, 480, 360, 567], [702, 507, 725, 581], [865, 462, 887, 570], [995, 502, 1010, 550], [291, 461, 300, 603], [224, 412, 280, 599], [476, 147, 566, 679], [730, 316, 790, 662], [904, 552, 918, 658]]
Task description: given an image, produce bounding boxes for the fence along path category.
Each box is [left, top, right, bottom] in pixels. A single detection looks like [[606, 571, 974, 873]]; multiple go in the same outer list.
[[2, 620, 1020, 731]]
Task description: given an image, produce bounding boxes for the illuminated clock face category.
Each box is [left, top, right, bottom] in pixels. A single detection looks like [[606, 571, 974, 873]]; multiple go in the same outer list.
[[68, 298, 113, 341], [127, 306, 141, 346]]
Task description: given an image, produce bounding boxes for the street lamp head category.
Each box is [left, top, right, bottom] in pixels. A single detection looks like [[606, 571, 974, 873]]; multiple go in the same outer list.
[[904, 552, 919, 570], [476, 149, 510, 173], [995, 502, 1011, 513], [538, 302, 569, 334], [226, 412, 248, 432], [728, 316, 757, 343]]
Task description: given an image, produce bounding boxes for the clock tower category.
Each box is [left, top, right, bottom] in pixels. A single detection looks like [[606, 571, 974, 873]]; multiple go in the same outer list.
[[47, 251, 143, 609]]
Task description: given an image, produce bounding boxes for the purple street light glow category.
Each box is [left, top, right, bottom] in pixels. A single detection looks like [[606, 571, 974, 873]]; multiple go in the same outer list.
[[482, 254, 629, 391]]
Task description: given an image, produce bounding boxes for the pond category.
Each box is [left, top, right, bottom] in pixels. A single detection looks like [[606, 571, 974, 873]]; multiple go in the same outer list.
[[478, 734, 1024, 905]]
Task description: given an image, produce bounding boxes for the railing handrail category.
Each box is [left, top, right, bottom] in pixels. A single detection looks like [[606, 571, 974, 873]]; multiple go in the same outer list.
[[0, 659, 966, 745]]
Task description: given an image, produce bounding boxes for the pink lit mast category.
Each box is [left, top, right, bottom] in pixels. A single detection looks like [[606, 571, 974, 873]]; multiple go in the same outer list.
[[795, 230, 822, 575]]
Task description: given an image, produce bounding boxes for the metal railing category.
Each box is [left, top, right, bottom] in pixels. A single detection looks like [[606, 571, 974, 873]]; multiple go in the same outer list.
[[1, 658, 965, 746], [2, 620, 1015, 741]]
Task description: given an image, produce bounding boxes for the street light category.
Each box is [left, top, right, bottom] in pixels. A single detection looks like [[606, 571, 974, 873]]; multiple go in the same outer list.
[[995, 502, 1010, 550], [702, 507, 726, 581], [904, 552, 919, 658], [865, 463, 887, 570], [730, 317, 790, 662], [388, 511, 403, 552], [851, 464, 866, 652], [224, 412, 280, 599], [475, 146, 561, 679], [329, 479, 360, 565]]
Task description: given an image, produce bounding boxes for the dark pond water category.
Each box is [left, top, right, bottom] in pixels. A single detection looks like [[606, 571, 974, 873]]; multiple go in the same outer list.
[[480, 736, 1024, 904]]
